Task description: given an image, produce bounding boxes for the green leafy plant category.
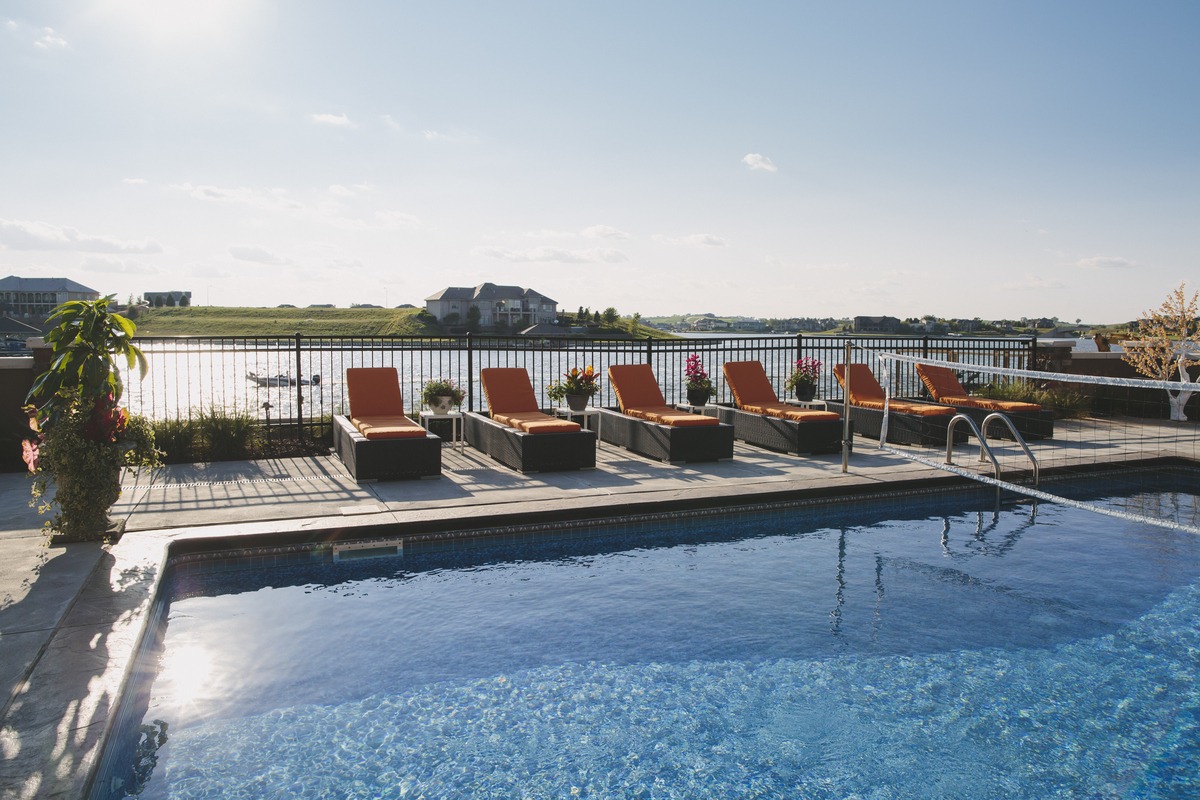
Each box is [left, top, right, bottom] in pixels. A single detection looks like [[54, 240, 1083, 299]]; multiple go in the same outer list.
[[196, 408, 259, 462], [421, 378, 465, 408], [546, 366, 600, 402], [683, 354, 712, 393], [151, 417, 197, 464], [978, 381, 1091, 419], [23, 297, 160, 541]]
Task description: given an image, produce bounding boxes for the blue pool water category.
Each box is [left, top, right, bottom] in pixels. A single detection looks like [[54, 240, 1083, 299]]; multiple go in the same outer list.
[[101, 480, 1200, 799]]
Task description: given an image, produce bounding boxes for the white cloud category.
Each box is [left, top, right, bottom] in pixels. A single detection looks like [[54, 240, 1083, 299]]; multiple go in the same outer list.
[[229, 245, 287, 264], [1076, 256, 1136, 270], [122, 177, 149, 185], [310, 112, 356, 128], [742, 153, 778, 173], [171, 182, 304, 211], [381, 114, 404, 133], [35, 26, 68, 48], [0, 219, 162, 253], [652, 233, 728, 248], [80, 256, 158, 275], [472, 246, 628, 264], [582, 225, 630, 240], [328, 184, 355, 198], [423, 129, 479, 144]]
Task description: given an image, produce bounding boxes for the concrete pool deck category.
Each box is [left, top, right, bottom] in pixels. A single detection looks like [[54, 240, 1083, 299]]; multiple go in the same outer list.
[[0, 418, 1193, 799]]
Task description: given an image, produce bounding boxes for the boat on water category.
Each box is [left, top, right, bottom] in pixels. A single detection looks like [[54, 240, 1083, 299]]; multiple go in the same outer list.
[[247, 372, 321, 387]]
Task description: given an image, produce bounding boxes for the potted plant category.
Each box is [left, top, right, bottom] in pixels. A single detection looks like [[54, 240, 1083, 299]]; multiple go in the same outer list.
[[23, 296, 161, 542], [421, 378, 465, 413], [684, 353, 713, 406], [785, 356, 822, 402], [547, 365, 600, 411]]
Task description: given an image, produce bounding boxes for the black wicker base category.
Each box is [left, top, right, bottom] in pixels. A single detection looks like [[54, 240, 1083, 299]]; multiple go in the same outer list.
[[823, 401, 967, 448], [943, 405, 1055, 440], [597, 408, 735, 463], [332, 415, 442, 481], [463, 412, 596, 473], [710, 404, 847, 455]]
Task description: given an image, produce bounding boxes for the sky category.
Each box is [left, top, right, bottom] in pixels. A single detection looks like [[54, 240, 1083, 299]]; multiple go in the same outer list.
[[1, 1, 1197, 324]]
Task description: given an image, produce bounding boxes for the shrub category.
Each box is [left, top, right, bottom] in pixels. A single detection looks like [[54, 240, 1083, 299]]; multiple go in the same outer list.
[[151, 418, 197, 464], [196, 408, 259, 462], [979, 381, 1091, 419]]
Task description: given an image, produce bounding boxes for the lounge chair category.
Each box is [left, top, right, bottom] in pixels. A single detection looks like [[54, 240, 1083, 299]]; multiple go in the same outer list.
[[599, 363, 734, 463], [827, 363, 966, 447], [714, 360, 845, 454], [915, 362, 1054, 440], [333, 367, 442, 481], [464, 367, 596, 473]]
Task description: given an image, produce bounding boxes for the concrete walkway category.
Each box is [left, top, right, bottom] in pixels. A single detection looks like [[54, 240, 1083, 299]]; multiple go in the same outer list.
[[0, 418, 1185, 799]]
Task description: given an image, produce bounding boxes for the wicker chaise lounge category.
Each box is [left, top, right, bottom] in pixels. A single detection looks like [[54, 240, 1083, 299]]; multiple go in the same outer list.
[[599, 363, 734, 463], [715, 360, 845, 454], [915, 362, 1054, 440], [827, 363, 966, 447], [464, 367, 596, 473], [333, 367, 442, 481]]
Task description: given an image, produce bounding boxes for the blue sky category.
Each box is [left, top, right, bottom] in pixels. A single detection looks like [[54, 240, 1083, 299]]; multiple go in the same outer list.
[[2, 1, 1196, 322]]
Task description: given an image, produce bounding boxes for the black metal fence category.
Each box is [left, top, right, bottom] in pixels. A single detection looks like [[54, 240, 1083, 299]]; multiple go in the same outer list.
[[123, 333, 1038, 436]]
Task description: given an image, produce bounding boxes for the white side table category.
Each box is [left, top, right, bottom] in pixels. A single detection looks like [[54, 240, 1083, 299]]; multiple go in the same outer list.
[[419, 410, 464, 453], [784, 399, 828, 410], [554, 406, 601, 445]]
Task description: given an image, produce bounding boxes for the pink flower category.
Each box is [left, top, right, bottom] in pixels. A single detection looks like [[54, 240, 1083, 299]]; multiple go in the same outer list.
[[21, 439, 39, 473]]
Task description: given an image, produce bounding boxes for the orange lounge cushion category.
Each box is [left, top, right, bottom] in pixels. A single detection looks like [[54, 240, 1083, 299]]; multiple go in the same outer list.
[[743, 401, 841, 422], [492, 411, 582, 434], [625, 405, 720, 427], [608, 364, 668, 410], [722, 360, 778, 407], [351, 415, 427, 439], [944, 397, 1044, 414], [481, 368, 541, 414], [833, 364, 953, 416], [916, 363, 1043, 413], [914, 363, 964, 403], [346, 367, 408, 418]]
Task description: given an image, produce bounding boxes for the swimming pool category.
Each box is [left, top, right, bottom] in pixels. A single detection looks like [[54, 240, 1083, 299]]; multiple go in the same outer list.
[[96, 476, 1200, 798]]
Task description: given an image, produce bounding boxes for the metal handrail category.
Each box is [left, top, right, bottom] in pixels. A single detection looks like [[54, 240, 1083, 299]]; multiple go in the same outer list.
[[945, 412, 1039, 487]]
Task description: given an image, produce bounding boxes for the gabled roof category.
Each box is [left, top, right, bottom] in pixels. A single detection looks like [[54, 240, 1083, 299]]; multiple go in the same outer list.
[[426, 282, 557, 304], [0, 275, 100, 295]]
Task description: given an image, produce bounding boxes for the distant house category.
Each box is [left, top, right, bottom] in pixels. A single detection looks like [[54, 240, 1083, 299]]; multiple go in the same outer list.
[[732, 318, 768, 332], [145, 290, 192, 307], [425, 283, 559, 327], [0, 276, 100, 320], [853, 315, 902, 334], [689, 316, 731, 332]]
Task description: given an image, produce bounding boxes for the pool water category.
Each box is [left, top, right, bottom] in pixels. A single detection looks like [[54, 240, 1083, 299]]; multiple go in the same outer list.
[[102, 483, 1200, 799]]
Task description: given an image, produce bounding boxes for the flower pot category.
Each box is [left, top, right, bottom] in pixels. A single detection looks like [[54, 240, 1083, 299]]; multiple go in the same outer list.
[[428, 395, 456, 414], [686, 388, 711, 407], [565, 394, 590, 412], [793, 383, 816, 402]]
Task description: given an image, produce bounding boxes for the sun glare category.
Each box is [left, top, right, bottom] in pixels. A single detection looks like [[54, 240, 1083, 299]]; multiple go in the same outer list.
[[157, 645, 215, 705], [96, 0, 259, 48]]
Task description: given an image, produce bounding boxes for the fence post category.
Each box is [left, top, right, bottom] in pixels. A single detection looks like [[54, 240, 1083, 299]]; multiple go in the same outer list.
[[466, 332, 474, 411], [294, 332, 305, 441], [645, 335, 653, 364], [1030, 333, 1038, 371]]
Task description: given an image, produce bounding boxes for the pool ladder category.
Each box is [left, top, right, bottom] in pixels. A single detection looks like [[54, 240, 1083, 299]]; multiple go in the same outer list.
[[945, 413, 1038, 487]]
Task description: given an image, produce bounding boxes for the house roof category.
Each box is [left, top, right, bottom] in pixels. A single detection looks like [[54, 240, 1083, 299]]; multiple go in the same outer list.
[[426, 282, 557, 304], [0, 276, 100, 295]]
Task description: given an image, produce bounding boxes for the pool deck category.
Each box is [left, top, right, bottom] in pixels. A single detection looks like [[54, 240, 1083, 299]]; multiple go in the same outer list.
[[0, 417, 1194, 799]]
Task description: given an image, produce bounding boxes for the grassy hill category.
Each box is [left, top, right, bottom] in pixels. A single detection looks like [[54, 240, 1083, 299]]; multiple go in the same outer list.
[[128, 306, 675, 338], [130, 307, 447, 337]]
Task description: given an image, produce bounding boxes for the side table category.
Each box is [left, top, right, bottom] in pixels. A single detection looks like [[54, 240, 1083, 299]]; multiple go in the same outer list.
[[419, 410, 464, 453], [554, 406, 601, 445]]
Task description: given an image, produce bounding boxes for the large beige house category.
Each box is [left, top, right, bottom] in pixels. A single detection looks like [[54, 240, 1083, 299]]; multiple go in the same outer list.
[[0, 276, 100, 320], [425, 283, 559, 327]]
